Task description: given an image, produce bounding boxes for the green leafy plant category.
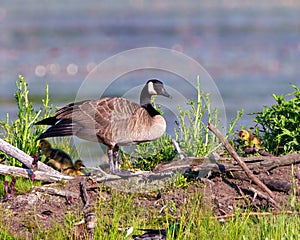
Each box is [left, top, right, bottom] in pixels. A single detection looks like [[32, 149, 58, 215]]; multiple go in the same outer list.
[[121, 133, 176, 171], [0, 75, 53, 166], [174, 77, 220, 157], [166, 172, 190, 189], [254, 84, 300, 155]]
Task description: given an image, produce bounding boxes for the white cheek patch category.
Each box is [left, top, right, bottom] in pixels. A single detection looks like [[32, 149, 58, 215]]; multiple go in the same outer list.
[[148, 81, 157, 95]]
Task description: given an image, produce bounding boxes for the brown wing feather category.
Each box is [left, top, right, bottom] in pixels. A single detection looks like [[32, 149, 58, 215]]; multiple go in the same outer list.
[[104, 98, 140, 145], [54, 97, 140, 145], [43, 97, 165, 146]]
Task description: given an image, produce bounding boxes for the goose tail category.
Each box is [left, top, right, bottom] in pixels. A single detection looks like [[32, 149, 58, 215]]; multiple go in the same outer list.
[[36, 119, 79, 140], [35, 116, 58, 126]]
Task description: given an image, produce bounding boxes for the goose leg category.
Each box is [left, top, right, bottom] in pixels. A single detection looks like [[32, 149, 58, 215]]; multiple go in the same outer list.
[[113, 146, 120, 173], [110, 146, 132, 176], [108, 148, 115, 173]]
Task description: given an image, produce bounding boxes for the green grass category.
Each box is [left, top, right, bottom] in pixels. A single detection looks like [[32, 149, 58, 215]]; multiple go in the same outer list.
[[0, 186, 299, 239], [0, 175, 42, 198]]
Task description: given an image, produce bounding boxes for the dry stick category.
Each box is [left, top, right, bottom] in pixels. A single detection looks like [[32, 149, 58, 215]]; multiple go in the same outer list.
[[213, 210, 295, 221], [249, 187, 274, 205], [172, 138, 185, 160], [0, 164, 73, 182], [207, 123, 280, 209], [33, 186, 79, 198], [80, 181, 97, 240], [80, 181, 90, 209]]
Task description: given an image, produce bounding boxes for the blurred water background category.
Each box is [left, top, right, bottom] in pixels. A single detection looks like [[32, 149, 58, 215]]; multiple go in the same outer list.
[[0, 0, 299, 166]]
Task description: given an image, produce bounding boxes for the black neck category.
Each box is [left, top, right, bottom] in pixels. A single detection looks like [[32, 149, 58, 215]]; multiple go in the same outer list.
[[141, 103, 160, 117], [140, 85, 160, 117]]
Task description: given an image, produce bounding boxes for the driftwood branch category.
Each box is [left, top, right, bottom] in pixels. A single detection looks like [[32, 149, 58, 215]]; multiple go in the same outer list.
[[207, 123, 279, 208], [154, 153, 300, 174], [248, 186, 279, 208], [172, 138, 185, 160], [0, 164, 73, 182], [0, 138, 59, 174], [0, 138, 73, 181], [80, 180, 97, 240], [213, 210, 296, 221], [32, 186, 79, 198]]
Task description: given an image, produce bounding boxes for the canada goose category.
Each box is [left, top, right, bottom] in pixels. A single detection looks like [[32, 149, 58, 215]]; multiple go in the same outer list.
[[39, 139, 73, 172], [35, 80, 171, 174], [238, 129, 262, 149], [63, 159, 86, 176]]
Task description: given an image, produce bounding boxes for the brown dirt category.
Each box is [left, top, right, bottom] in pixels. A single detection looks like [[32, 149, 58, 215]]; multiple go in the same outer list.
[[1, 163, 299, 239]]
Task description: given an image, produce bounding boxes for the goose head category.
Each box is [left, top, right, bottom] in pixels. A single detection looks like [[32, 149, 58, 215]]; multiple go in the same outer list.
[[140, 79, 171, 105], [39, 139, 52, 151], [74, 159, 85, 170]]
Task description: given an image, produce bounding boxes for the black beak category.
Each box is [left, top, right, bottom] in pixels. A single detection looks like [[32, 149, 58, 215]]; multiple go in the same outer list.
[[161, 87, 172, 99]]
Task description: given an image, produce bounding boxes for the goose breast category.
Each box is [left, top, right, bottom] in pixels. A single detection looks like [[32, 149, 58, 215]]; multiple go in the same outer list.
[[115, 107, 166, 145]]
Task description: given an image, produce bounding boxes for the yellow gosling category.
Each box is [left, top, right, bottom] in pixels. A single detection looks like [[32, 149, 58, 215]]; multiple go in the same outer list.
[[63, 160, 86, 176], [39, 139, 73, 172], [238, 129, 262, 149]]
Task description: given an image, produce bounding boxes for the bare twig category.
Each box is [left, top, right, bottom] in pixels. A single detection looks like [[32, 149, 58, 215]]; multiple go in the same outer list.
[[32, 186, 79, 198], [249, 187, 279, 207], [80, 180, 97, 240], [213, 210, 296, 221], [172, 138, 185, 160], [207, 123, 279, 209], [80, 181, 90, 209]]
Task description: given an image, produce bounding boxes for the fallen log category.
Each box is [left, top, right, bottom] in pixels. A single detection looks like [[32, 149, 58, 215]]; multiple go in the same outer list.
[[213, 210, 296, 221], [261, 179, 299, 195], [153, 152, 300, 174]]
